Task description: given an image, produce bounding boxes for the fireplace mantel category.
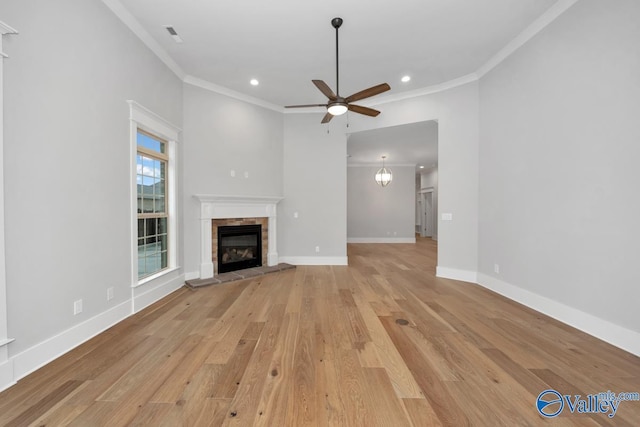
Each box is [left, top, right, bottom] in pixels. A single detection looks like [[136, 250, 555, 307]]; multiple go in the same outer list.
[[194, 194, 283, 279]]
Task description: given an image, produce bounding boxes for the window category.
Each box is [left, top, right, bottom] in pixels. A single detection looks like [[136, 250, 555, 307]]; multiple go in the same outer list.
[[137, 130, 168, 279], [128, 100, 180, 285]]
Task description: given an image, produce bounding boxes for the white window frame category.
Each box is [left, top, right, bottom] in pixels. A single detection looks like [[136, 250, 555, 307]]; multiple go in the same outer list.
[[128, 101, 180, 287]]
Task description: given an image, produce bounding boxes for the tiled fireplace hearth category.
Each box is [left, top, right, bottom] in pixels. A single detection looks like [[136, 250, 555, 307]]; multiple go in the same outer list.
[[195, 195, 283, 279]]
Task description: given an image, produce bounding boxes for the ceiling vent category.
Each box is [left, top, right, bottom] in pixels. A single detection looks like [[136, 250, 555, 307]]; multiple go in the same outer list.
[[164, 26, 183, 43]]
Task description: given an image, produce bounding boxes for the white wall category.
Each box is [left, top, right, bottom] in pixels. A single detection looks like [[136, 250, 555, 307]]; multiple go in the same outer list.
[[478, 0, 640, 349], [279, 114, 347, 264], [347, 83, 479, 279], [1, 0, 183, 387], [182, 84, 283, 276], [347, 165, 416, 242]]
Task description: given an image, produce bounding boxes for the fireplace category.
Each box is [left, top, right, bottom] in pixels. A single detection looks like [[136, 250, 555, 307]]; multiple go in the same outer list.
[[194, 194, 283, 279], [217, 224, 262, 273]]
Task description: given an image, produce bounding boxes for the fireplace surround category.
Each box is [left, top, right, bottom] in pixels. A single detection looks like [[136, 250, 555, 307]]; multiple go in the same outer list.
[[195, 195, 283, 279]]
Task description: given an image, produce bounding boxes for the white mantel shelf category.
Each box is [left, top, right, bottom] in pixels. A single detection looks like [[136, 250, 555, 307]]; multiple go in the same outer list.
[[194, 194, 283, 279], [194, 194, 284, 204]]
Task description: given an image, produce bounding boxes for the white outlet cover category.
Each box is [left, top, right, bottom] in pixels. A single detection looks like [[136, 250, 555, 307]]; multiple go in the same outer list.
[[73, 299, 83, 315], [442, 213, 453, 221]]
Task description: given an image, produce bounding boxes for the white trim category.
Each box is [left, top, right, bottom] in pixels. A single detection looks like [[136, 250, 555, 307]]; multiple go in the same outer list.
[[347, 163, 417, 168], [476, 0, 579, 78], [436, 266, 478, 283], [476, 273, 640, 357], [194, 195, 284, 279], [347, 237, 416, 244], [0, 359, 14, 392], [10, 300, 131, 384], [365, 73, 479, 107], [100, 0, 185, 80], [129, 101, 181, 287], [127, 100, 181, 140], [102, 0, 577, 113], [0, 21, 18, 35], [194, 194, 283, 205], [132, 274, 185, 313], [279, 256, 348, 266], [184, 75, 282, 113], [133, 266, 180, 288], [0, 21, 17, 374]]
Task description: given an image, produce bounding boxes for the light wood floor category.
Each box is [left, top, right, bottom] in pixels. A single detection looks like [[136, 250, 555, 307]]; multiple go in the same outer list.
[[1, 239, 639, 426]]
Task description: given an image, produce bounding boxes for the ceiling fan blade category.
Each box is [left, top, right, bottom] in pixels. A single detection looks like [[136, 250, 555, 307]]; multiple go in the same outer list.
[[348, 104, 381, 117], [312, 80, 337, 100], [345, 83, 390, 103], [321, 112, 334, 123], [285, 104, 327, 108]]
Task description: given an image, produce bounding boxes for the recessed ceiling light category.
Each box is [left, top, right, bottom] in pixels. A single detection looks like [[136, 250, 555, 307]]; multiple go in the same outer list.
[[250, 79, 259, 86], [401, 75, 411, 83], [419, 165, 425, 169]]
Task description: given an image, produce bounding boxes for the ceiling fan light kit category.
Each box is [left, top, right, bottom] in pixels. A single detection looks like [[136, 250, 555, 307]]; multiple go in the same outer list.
[[285, 17, 390, 123]]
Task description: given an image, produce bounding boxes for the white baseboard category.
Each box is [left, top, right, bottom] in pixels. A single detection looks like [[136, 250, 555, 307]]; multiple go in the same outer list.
[[11, 299, 132, 384], [132, 274, 185, 313], [347, 237, 416, 244], [436, 266, 478, 283], [279, 256, 348, 266], [0, 359, 15, 392], [476, 273, 640, 357]]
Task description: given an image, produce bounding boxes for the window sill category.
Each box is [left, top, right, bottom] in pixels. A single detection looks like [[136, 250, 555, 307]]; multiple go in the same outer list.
[[134, 266, 181, 288]]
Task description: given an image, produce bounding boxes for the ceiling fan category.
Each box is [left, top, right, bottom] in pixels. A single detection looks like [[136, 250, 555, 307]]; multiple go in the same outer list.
[[285, 17, 390, 123]]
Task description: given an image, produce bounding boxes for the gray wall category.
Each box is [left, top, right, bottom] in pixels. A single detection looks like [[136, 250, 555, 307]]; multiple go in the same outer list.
[[347, 83, 479, 275], [279, 114, 347, 261], [2, 0, 183, 355], [182, 84, 284, 275], [347, 165, 416, 240], [478, 0, 640, 333]]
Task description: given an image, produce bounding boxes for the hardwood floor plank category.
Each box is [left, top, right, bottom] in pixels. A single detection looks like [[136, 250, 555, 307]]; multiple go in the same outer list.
[[224, 304, 286, 426], [351, 292, 424, 398], [378, 316, 468, 426], [402, 397, 443, 427], [1, 237, 638, 425], [3, 379, 83, 427]]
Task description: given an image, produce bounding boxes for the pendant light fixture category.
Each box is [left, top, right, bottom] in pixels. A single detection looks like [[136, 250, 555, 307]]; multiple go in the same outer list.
[[375, 156, 393, 187]]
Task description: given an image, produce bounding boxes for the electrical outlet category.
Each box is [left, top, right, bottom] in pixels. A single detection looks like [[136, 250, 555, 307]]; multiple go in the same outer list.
[[230, 170, 236, 177], [107, 287, 114, 301], [315, 246, 320, 253], [494, 264, 500, 274], [73, 299, 83, 315], [244, 171, 249, 178]]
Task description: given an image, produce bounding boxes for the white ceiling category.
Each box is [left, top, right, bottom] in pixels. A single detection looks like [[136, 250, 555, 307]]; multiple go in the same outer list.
[[115, 0, 560, 107], [111, 0, 563, 166], [347, 121, 438, 169]]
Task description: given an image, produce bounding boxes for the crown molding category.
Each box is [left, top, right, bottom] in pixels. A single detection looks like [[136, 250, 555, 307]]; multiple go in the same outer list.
[[0, 21, 18, 35], [103, 0, 579, 112], [348, 163, 417, 168], [476, 0, 579, 78], [366, 73, 480, 107], [183, 75, 282, 113], [100, 0, 186, 80]]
